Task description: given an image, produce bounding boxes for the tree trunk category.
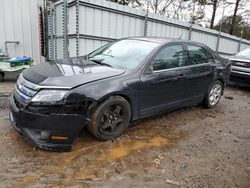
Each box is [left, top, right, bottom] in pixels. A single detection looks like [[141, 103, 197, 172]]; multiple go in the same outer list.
[[154, 0, 159, 14], [210, 0, 218, 29], [229, 0, 241, 35]]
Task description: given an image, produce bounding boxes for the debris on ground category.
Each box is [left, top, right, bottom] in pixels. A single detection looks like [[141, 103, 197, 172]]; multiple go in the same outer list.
[[224, 96, 234, 100], [0, 92, 10, 109], [166, 179, 181, 187]]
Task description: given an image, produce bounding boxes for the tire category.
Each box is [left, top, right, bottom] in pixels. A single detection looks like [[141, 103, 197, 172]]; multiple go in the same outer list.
[[87, 96, 131, 141], [0, 72, 4, 82], [203, 80, 223, 108], [16, 73, 20, 80]]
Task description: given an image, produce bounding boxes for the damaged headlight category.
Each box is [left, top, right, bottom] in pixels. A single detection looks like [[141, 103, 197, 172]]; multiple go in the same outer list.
[[32, 90, 69, 102]]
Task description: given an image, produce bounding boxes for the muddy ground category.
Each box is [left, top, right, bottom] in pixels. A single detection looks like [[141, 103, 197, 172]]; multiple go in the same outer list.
[[0, 74, 249, 188]]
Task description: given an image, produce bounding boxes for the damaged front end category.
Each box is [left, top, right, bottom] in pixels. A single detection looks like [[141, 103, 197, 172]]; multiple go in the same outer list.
[[9, 74, 97, 152]]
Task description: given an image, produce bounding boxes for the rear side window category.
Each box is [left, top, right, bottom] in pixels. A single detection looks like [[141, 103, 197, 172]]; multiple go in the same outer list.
[[187, 45, 213, 65], [152, 45, 185, 71]]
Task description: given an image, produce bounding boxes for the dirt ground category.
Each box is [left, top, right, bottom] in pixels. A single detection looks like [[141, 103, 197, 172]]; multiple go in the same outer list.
[[0, 74, 250, 188]]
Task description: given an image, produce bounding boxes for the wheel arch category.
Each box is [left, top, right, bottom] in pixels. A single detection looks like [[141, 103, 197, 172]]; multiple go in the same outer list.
[[215, 78, 225, 94], [0, 72, 5, 77]]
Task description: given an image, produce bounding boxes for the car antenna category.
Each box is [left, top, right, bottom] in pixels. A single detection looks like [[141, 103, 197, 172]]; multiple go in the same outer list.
[[178, 33, 183, 39]]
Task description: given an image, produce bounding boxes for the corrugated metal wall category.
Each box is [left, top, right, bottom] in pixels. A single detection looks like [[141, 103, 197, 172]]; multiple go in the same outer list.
[[51, 0, 250, 60], [0, 0, 43, 63]]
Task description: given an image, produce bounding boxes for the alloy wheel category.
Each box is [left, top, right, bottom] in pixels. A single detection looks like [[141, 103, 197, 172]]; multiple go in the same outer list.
[[100, 104, 124, 133], [209, 84, 222, 106]]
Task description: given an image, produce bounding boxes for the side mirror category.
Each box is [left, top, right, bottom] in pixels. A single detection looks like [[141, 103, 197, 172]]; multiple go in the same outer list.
[[148, 64, 154, 73], [207, 57, 215, 64]]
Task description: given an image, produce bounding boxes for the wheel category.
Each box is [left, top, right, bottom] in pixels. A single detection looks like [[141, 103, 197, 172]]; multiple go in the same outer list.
[[0, 72, 4, 82], [203, 80, 223, 108], [87, 96, 131, 141], [16, 73, 20, 80]]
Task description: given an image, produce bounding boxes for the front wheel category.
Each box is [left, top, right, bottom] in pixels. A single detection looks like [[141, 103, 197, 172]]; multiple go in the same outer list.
[[87, 96, 131, 141], [203, 80, 223, 108], [0, 72, 5, 82]]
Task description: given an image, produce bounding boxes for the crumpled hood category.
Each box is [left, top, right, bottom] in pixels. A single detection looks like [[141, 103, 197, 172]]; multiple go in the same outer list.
[[22, 57, 125, 88]]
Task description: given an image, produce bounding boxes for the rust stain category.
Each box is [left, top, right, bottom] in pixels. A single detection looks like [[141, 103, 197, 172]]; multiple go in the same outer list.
[[104, 136, 170, 160], [74, 135, 172, 180], [8, 176, 38, 188]]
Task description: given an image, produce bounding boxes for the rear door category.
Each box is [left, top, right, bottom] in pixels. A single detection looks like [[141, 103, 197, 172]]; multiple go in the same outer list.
[[183, 44, 215, 105], [139, 44, 189, 117]]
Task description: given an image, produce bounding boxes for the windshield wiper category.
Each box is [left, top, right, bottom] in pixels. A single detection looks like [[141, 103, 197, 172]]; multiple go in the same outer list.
[[90, 59, 112, 67]]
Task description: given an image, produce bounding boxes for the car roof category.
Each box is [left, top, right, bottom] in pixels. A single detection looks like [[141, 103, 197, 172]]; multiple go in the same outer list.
[[126, 36, 192, 44], [125, 37, 208, 48], [125, 37, 218, 57]]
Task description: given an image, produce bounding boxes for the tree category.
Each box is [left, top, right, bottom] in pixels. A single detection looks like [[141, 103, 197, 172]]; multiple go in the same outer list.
[[107, 0, 130, 5], [210, 0, 218, 28], [149, 0, 174, 15], [171, 0, 189, 20], [229, 0, 241, 34], [107, 0, 142, 6], [187, 0, 206, 24], [214, 15, 250, 40], [206, 0, 222, 29]]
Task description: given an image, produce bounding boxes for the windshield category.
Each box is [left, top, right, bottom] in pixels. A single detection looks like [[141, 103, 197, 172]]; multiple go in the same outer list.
[[236, 47, 250, 59], [88, 39, 160, 70]]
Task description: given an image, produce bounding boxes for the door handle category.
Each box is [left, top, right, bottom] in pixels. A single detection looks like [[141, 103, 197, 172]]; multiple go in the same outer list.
[[210, 66, 216, 72], [177, 74, 186, 79], [150, 74, 185, 84], [151, 77, 177, 84]]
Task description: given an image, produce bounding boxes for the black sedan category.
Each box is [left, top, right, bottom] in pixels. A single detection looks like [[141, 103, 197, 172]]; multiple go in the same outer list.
[[229, 47, 250, 87], [9, 37, 231, 151]]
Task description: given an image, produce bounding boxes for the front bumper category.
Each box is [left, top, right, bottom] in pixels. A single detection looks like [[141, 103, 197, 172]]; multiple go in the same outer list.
[[229, 66, 250, 87], [9, 94, 89, 152]]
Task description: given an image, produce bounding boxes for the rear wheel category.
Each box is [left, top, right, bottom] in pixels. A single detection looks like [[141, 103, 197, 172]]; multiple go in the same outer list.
[[203, 80, 223, 108], [87, 96, 131, 141]]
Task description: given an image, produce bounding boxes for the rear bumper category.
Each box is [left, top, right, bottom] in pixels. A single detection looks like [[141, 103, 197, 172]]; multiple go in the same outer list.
[[9, 94, 89, 152], [229, 67, 250, 87]]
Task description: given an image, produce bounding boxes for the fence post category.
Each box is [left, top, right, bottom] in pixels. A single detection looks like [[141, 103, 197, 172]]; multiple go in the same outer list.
[[144, 0, 149, 37], [53, 5, 57, 60], [45, 1, 54, 60], [238, 38, 242, 52], [188, 24, 192, 40], [76, 0, 80, 56], [62, 0, 69, 58], [216, 32, 221, 53]]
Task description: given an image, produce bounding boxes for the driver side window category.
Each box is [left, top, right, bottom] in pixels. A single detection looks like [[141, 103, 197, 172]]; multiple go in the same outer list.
[[152, 45, 185, 71]]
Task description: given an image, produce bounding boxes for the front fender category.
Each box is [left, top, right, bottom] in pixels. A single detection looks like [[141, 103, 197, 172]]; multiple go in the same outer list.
[[69, 76, 140, 120]]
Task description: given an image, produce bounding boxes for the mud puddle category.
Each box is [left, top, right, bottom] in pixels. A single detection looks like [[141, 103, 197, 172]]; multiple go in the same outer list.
[[6, 119, 182, 187]]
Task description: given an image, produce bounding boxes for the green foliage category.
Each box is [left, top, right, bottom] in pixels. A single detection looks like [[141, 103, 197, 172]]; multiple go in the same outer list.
[[187, 0, 206, 24], [214, 15, 250, 40]]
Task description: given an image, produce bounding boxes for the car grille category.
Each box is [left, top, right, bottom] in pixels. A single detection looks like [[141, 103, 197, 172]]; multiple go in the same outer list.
[[231, 60, 250, 68], [26, 104, 85, 115], [14, 74, 39, 108]]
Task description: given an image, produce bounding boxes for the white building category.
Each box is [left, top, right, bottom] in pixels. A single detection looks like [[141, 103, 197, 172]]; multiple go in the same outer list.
[[0, 0, 44, 63]]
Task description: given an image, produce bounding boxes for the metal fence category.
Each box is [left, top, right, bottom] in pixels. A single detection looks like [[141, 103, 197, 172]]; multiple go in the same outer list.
[[47, 0, 250, 60]]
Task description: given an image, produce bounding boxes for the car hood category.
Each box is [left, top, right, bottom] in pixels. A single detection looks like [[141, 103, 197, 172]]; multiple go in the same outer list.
[[22, 57, 126, 89], [231, 55, 250, 63]]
